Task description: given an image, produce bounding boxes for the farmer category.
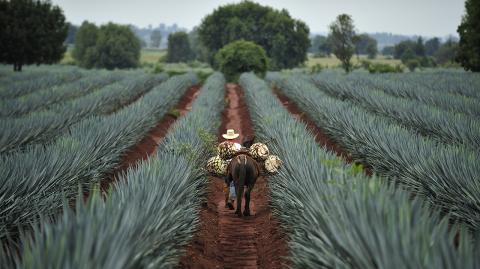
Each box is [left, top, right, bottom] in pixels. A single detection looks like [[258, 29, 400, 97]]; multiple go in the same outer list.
[[222, 129, 242, 209]]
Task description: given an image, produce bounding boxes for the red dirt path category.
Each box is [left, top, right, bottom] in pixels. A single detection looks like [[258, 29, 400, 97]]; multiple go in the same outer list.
[[179, 84, 289, 269], [273, 88, 372, 176], [101, 85, 201, 193]]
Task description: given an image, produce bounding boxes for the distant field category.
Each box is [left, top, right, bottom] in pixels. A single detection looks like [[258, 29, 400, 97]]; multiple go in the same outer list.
[[61, 48, 167, 66], [306, 54, 402, 68], [140, 48, 167, 64], [61, 48, 213, 74], [62, 48, 401, 70]]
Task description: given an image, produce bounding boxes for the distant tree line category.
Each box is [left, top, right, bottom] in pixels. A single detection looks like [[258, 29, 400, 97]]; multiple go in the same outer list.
[[73, 21, 141, 69], [310, 32, 377, 61], [310, 23, 461, 72], [381, 37, 458, 70], [0, 0, 68, 71]]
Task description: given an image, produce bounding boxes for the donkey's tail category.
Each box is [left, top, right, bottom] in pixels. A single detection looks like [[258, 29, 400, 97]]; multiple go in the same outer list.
[[238, 156, 247, 187]]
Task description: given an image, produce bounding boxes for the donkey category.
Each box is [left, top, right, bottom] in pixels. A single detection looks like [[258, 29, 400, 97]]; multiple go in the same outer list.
[[226, 134, 259, 217], [227, 154, 260, 217]]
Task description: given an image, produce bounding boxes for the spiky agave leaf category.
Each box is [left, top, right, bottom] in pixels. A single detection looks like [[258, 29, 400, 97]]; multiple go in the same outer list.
[[271, 74, 480, 230], [0, 73, 197, 242], [6, 73, 225, 269], [240, 72, 480, 269]]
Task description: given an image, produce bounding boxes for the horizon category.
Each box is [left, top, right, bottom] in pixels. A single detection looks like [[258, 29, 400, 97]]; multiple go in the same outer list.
[[51, 0, 465, 38]]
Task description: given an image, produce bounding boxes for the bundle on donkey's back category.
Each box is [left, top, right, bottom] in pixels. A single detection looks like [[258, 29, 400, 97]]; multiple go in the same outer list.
[[206, 129, 282, 217]]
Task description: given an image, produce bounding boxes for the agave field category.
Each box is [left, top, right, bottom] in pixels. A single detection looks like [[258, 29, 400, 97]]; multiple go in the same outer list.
[[1, 66, 480, 268]]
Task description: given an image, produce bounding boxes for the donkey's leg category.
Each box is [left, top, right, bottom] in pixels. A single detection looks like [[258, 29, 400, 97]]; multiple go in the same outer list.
[[243, 184, 254, 216], [243, 187, 251, 216], [235, 184, 244, 217]]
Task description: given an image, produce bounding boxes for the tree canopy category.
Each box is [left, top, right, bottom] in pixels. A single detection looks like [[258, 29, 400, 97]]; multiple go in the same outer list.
[[166, 31, 194, 63], [354, 34, 378, 59], [328, 14, 356, 73], [0, 0, 68, 71], [189, 27, 209, 62], [198, 1, 310, 70], [73, 22, 141, 69], [72, 21, 99, 68], [65, 23, 79, 44], [457, 0, 480, 72], [215, 40, 268, 82], [381, 46, 395, 56], [393, 37, 455, 69], [310, 35, 332, 57], [150, 30, 162, 48], [425, 37, 440, 56]]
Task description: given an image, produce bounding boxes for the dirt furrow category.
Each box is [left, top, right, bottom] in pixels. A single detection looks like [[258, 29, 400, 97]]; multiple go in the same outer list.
[[101, 85, 201, 193], [179, 83, 288, 269]]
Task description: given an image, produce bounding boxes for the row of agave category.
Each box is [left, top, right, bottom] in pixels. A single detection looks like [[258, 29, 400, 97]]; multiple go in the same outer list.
[[0, 73, 197, 243], [0, 71, 122, 117], [309, 73, 480, 151], [346, 73, 480, 117], [0, 72, 225, 268], [267, 74, 480, 231], [240, 72, 480, 269], [0, 68, 52, 89], [0, 66, 84, 99], [0, 73, 168, 154], [404, 70, 480, 100]]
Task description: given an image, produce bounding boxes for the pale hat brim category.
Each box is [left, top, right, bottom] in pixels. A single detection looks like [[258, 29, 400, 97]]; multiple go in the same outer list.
[[222, 133, 239, 139]]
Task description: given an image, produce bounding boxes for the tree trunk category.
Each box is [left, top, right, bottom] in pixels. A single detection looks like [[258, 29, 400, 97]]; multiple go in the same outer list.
[[18, 63, 22, 72], [13, 63, 17, 71]]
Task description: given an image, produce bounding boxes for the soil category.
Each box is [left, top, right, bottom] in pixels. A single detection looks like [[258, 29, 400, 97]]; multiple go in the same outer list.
[[179, 84, 289, 269], [100, 85, 201, 193], [273, 88, 372, 176]]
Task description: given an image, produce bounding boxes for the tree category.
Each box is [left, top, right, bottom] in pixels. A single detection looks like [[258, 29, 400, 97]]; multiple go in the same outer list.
[[189, 27, 209, 62], [0, 0, 68, 71], [366, 39, 378, 59], [435, 39, 459, 65], [310, 35, 333, 57], [198, 1, 310, 70], [310, 35, 329, 55], [328, 14, 356, 73], [401, 47, 417, 63], [414, 37, 426, 57], [72, 21, 99, 68], [318, 36, 333, 57], [215, 40, 268, 82], [150, 30, 162, 48], [425, 37, 440, 56], [93, 23, 141, 69], [457, 0, 480, 71], [73, 22, 141, 69], [65, 23, 78, 44], [166, 31, 194, 63], [394, 40, 416, 59], [382, 46, 395, 56], [354, 34, 377, 59], [353, 34, 368, 57]]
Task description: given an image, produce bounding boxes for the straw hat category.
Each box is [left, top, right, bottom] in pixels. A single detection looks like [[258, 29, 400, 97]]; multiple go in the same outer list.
[[222, 129, 239, 140]]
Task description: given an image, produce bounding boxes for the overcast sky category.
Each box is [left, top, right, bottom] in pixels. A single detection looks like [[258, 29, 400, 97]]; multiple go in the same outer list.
[[51, 0, 466, 37]]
